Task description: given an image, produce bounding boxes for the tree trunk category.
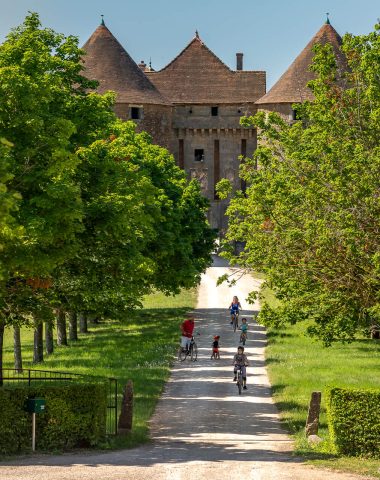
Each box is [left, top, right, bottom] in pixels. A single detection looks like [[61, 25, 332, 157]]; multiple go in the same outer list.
[[45, 321, 54, 355], [13, 325, 23, 373], [0, 320, 5, 386], [56, 310, 67, 346], [33, 318, 44, 363], [370, 324, 380, 339], [79, 313, 88, 334], [89, 315, 99, 324], [68, 312, 78, 341]]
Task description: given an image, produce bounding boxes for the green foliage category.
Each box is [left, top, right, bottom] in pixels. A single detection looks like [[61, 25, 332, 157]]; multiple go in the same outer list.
[[221, 22, 380, 344], [0, 383, 107, 454], [327, 387, 380, 458], [2, 288, 197, 449], [54, 120, 214, 318], [0, 12, 213, 335], [0, 12, 106, 329], [0, 139, 22, 285], [264, 313, 380, 475]]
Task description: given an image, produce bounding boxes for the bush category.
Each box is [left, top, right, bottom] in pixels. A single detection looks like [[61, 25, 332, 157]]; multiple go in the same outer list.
[[0, 383, 107, 454], [327, 387, 380, 458]]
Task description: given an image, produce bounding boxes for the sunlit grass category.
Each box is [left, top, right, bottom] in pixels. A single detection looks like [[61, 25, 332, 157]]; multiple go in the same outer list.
[[2, 288, 197, 449], [261, 287, 380, 478]]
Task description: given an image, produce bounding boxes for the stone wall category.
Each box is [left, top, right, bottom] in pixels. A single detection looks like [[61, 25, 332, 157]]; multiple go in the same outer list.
[[113, 103, 173, 149], [257, 103, 294, 122], [113, 101, 258, 231]]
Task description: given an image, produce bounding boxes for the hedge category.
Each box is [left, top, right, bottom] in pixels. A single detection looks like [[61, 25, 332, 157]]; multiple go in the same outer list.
[[0, 382, 107, 454], [327, 386, 380, 458]]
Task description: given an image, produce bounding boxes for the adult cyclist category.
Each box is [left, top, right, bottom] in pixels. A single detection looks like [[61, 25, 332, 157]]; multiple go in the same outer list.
[[180, 315, 195, 352], [228, 295, 241, 326]]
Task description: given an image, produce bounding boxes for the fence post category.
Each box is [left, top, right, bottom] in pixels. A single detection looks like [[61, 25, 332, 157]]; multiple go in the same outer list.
[[305, 391, 321, 436], [118, 380, 133, 435]]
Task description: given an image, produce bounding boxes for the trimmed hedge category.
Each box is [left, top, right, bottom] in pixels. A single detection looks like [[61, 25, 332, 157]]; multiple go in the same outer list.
[[0, 383, 107, 454], [327, 387, 380, 458]]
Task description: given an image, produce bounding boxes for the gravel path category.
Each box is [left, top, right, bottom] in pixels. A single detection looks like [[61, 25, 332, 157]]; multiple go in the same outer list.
[[0, 257, 372, 479]]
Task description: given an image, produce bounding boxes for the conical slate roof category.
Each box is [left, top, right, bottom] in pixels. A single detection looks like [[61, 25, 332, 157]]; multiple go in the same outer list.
[[147, 33, 265, 104], [256, 22, 345, 105], [82, 23, 169, 105]]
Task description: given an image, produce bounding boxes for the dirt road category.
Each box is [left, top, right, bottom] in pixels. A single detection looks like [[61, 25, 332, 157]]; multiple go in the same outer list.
[[0, 258, 372, 479]]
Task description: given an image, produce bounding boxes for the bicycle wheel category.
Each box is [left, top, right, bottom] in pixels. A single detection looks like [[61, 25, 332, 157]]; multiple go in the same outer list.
[[178, 346, 187, 362], [191, 342, 198, 362], [233, 315, 238, 332], [237, 373, 242, 395]]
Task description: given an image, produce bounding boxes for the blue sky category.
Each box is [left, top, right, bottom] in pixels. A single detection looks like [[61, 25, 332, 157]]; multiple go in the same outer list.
[[1, 0, 378, 88]]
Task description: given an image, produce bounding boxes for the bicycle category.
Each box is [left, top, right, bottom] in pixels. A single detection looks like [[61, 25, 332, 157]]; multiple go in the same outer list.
[[239, 330, 247, 345], [236, 366, 244, 395], [178, 334, 198, 362], [231, 311, 239, 332]]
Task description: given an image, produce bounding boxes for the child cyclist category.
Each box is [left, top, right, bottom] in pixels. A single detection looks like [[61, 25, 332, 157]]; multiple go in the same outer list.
[[240, 317, 248, 345], [232, 346, 249, 390], [211, 335, 220, 359], [228, 295, 242, 325]]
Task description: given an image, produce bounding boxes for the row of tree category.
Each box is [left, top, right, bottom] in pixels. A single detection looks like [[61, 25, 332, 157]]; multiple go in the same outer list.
[[219, 23, 380, 345], [0, 13, 215, 377]]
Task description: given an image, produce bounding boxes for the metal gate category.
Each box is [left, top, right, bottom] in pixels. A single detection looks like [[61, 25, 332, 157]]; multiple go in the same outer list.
[[1, 368, 118, 435]]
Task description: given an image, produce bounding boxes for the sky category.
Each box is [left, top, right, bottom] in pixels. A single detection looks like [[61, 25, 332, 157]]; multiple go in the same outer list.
[[1, 0, 379, 88]]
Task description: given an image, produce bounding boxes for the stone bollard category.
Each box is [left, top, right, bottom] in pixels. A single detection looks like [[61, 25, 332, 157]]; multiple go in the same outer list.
[[305, 391, 321, 436], [118, 380, 133, 435]]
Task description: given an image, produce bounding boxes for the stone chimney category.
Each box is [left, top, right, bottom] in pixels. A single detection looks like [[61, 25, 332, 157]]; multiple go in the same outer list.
[[236, 53, 243, 71]]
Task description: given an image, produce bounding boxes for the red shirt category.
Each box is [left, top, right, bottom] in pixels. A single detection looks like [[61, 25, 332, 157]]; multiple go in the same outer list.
[[181, 319, 195, 338]]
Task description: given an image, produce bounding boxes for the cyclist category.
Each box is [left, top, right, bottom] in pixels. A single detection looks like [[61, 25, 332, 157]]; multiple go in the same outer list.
[[228, 295, 242, 325], [240, 317, 248, 343], [180, 315, 195, 352], [211, 335, 220, 359], [232, 346, 248, 390]]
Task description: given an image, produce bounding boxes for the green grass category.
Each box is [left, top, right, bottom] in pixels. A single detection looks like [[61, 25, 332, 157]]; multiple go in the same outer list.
[[2, 288, 197, 449], [261, 287, 380, 478]]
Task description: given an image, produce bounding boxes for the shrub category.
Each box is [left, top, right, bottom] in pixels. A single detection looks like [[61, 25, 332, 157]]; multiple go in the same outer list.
[[0, 383, 107, 454], [327, 387, 380, 458]]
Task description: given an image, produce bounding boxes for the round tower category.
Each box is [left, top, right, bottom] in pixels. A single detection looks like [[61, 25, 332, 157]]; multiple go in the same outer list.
[[82, 19, 172, 148]]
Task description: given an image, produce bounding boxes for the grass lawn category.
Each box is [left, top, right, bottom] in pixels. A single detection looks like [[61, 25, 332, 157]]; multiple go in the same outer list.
[[261, 286, 380, 478], [2, 288, 197, 449]]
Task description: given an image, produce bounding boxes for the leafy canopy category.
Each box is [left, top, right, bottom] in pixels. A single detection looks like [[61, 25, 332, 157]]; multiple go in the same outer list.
[[220, 23, 380, 345]]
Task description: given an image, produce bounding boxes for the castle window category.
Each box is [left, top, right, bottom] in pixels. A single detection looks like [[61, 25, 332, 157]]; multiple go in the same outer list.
[[211, 106, 219, 116], [291, 109, 297, 121], [194, 149, 204, 162], [130, 107, 142, 120]]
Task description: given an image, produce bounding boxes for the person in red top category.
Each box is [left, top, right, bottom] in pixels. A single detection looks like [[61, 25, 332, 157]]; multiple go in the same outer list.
[[180, 316, 195, 351]]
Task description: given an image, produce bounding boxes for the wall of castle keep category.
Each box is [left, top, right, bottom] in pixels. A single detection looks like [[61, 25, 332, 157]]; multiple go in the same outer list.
[[169, 103, 257, 230], [113, 103, 172, 150], [257, 103, 294, 122], [112, 101, 258, 231]]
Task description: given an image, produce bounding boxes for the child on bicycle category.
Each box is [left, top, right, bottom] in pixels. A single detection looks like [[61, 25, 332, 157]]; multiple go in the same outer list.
[[211, 335, 220, 360], [228, 295, 242, 325], [240, 317, 248, 344], [232, 346, 248, 390]]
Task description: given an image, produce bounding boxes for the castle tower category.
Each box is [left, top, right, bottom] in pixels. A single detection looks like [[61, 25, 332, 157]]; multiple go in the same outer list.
[[255, 20, 345, 121], [82, 19, 172, 148], [147, 32, 266, 231]]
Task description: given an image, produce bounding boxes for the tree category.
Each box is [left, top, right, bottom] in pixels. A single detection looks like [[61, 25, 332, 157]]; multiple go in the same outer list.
[[0, 12, 115, 372], [53, 121, 214, 321], [0, 13, 214, 375], [219, 23, 380, 345]]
